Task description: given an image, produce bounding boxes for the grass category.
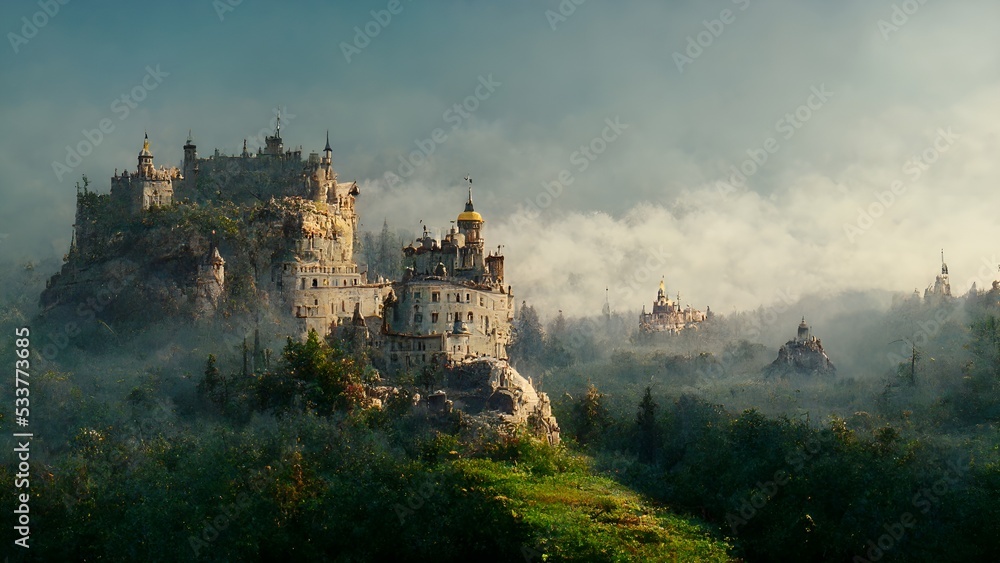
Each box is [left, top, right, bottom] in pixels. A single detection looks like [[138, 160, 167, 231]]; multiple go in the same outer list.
[[453, 450, 734, 562]]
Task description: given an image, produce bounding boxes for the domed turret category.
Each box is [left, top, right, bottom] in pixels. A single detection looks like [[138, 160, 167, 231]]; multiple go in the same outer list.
[[456, 176, 484, 246]]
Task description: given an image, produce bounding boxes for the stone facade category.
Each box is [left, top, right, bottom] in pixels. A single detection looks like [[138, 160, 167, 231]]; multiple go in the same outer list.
[[110, 134, 181, 214], [194, 242, 225, 315], [381, 186, 514, 372]]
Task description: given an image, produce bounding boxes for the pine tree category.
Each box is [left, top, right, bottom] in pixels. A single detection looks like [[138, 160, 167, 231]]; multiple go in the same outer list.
[[636, 386, 660, 463]]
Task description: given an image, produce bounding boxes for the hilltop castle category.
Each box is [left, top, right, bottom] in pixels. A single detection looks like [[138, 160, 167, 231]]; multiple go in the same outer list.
[[639, 278, 710, 334], [55, 125, 516, 372], [768, 318, 835, 376], [43, 122, 557, 442]]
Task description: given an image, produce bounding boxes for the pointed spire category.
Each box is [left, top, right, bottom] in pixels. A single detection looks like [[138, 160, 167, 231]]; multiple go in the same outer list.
[[275, 110, 281, 137], [187, 129, 193, 143], [324, 130, 332, 152], [462, 175, 475, 211]]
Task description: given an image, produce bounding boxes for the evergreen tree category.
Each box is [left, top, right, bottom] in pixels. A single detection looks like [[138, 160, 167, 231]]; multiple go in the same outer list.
[[636, 386, 660, 463], [509, 302, 545, 368]]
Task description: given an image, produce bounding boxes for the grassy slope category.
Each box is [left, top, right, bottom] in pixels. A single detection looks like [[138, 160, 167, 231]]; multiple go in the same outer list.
[[456, 456, 732, 562]]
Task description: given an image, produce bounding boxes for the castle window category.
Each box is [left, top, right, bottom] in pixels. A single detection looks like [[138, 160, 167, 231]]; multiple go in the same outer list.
[[312, 279, 318, 288], [467, 312, 474, 321], [447, 312, 453, 322], [466, 293, 471, 302], [301, 278, 306, 290], [432, 313, 439, 323], [432, 292, 440, 302], [414, 292, 422, 301], [314, 299, 318, 306]]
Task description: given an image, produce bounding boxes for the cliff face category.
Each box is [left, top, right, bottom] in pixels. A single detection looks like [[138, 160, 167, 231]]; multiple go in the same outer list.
[[419, 357, 561, 445], [39, 196, 324, 326]]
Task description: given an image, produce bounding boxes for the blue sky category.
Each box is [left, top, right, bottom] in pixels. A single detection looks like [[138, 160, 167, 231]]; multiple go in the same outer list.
[[3, 0, 1000, 316]]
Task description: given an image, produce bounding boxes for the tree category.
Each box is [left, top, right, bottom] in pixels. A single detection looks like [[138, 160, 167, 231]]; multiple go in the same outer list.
[[636, 386, 660, 463], [573, 384, 611, 448], [254, 330, 365, 415], [198, 354, 234, 412], [509, 303, 545, 368]]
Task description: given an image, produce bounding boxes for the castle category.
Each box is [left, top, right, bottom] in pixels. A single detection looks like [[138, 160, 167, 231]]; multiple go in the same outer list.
[[43, 123, 557, 442], [924, 250, 952, 300], [59, 126, 515, 373], [639, 278, 710, 334], [768, 318, 836, 376]]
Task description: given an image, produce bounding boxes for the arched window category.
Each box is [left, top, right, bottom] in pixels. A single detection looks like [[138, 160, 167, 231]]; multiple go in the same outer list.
[[312, 279, 318, 287]]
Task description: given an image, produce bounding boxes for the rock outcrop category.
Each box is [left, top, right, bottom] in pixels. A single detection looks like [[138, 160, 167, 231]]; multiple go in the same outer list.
[[419, 357, 560, 444]]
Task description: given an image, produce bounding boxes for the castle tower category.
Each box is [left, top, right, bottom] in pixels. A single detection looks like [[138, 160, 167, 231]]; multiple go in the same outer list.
[[195, 238, 226, 314], [138, 133, 154, 177], [309, 132, 338, 202], [457, 177, 484, 246], [927, 249, 952, 298], [111, 134, 179, 214], [263, 112, 283, 156], [322, 130, 333, 168], [797, 317, 810, 343], [182, 131, 198, 193]]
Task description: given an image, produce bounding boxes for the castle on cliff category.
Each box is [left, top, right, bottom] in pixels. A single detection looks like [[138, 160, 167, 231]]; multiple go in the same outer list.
[[58, 124, 516, 373]]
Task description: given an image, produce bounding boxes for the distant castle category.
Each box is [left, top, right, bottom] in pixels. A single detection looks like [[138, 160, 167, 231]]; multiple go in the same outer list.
[[925, 250, 952, 300], [769, 318, 835, 376], [639, 278, 710, 334]]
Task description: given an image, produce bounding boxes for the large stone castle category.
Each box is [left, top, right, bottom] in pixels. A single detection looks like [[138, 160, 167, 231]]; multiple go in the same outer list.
[[94, 127, 515, 369], [46, 123, 556, 438]]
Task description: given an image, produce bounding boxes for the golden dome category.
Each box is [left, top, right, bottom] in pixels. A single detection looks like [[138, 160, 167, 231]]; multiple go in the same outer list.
[[457, 210, 483, 222]]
